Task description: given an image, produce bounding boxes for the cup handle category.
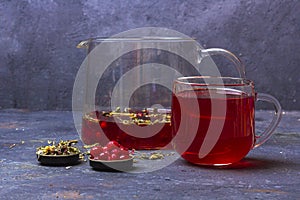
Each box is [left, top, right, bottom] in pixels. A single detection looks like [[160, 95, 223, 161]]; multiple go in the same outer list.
[[200, 48, 246, 78], [254, 93, 282, 148]]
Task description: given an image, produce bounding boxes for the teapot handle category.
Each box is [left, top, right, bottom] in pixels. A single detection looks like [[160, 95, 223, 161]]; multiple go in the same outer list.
[[200, 48, 246, 78]]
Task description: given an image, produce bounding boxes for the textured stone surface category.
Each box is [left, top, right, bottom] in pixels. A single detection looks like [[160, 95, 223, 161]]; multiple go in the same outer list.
[[0, 0, 299, 110], [0, 109, 299, 199]]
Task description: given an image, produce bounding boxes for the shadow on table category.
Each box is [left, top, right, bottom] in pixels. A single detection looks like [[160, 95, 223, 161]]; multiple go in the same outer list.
[[180, 157, 298, 171]]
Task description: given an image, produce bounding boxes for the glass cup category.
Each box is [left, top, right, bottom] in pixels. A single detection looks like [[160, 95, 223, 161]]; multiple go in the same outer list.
[[171, 76, 282, 166]]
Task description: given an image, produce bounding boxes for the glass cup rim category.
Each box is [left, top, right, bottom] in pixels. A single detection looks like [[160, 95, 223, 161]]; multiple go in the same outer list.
[[77, 37, 197, 48], [175, 76, 254, 87]]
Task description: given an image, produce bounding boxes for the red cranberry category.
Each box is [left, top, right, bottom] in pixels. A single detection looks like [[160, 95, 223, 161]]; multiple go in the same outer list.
[[120, 146, 129, 151], [102, 146, 108, 152], [109, 153, 118, 160], [98, 152, 109, 160], [106, 141, 121, 151], [90, 146, 103, 157], [90, 140, 131, 161], [111, 148, 120, 155], [100, 121, 107, 128]]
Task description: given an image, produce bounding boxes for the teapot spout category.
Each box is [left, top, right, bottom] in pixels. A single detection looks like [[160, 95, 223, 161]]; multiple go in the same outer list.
[[76, 40, 89, 49]]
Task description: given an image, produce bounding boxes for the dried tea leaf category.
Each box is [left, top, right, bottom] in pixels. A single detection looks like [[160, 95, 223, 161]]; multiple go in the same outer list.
[[149, 153, 164, 160], [36, 140, 81, 156], [83, 143, 99, 149]]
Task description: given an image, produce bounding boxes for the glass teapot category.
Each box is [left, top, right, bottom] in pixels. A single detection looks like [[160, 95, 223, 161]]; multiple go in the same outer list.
[[73, 37, 245, 149]]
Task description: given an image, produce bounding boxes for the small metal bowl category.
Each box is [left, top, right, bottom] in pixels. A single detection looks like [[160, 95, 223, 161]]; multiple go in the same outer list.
[[36, 153, 81, 166], [89, 156, 134, 172]]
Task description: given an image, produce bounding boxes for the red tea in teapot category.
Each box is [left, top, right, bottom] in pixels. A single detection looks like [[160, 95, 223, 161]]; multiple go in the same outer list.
[[171, 89, 255, 165], [81, 108, 172, 149]]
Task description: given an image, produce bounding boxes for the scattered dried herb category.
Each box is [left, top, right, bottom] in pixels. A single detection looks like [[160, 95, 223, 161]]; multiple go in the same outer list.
[[134, 151, 175, 160]]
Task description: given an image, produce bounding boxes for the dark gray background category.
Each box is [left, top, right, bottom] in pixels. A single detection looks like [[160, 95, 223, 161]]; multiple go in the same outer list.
[[0, 0, 299, 111]]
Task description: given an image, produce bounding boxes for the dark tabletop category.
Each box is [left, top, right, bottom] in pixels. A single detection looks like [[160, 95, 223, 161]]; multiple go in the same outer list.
[[0, 109, 299, 200]]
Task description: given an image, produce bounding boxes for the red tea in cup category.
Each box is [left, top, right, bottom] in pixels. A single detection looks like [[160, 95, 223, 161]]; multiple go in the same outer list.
[[172, 89, 255, 165], [171, 76, 282, 166]]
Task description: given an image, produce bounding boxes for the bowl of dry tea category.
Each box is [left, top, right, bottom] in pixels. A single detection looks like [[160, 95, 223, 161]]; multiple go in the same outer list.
[[36, 140, 82, 166]]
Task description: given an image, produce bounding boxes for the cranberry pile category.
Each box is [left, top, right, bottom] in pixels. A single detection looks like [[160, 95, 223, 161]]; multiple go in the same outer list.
[[90, 141, 131, 161]]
